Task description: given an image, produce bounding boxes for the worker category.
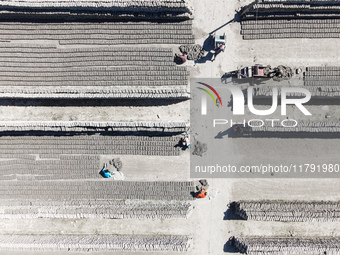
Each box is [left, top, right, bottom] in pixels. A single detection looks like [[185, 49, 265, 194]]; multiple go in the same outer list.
[[185, 135, 190, 149], [101, 164, 113, 178], [274, 68, 284, 77], [181, 135, 191, 150], [212, 44, 224, 61], [175, 53, 187, 64], [232, 125, 243, 135], [181, 137, 186, 147], [197, 188, 207, 198]]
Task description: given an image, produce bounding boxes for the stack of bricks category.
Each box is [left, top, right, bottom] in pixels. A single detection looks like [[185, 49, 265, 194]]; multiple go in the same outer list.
[[0, 234, 192, 252], [231, 236, 340, 255], [0, 0, 192, 20], [0, 121, 188, 132], [250, 121, 340, 133], [240, 1, 340, 40], [0, 199, 193, 219], [0, 22, 194, 45], [0, 181, 196, 201], [305, 66, 340, 86], [231, 200, 340, 222], [0, 45, 190, 99]]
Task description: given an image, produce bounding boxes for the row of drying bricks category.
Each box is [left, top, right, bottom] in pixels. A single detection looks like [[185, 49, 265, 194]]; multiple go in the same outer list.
[[0, 55, 174, 62], [0, 87, 188, 92], [0, 76, 188, 83], [0, 76, 187, 82], [0, 186, 195, 193], [251, 127, 340, 132], [0, 61, 178, 69], [236, 201, 340, 210], [242, 33, 340, 39], [305, 75, 340, 80], [0, 193, 194, 201], [0, 143, 180, 150], [0, 145, 180, 151], [58, 38, 195, 45], [0, 27, 193, 34], [0, 21, 192, 30], [0, 138, 180, 145], [0, 182, 194, 198], [0, 73, 187, 80], [0, 68, 187, 75], [0, 51, 174, 59], [258, 0, 337, 3], [232, 238, 340, 255], [256, 88, 340, 94], [243, 120, 340, 127], [0, 34, 194, 41], [0, 91, 189, 99], [241, 21, 340, 29], [0, 235, 191, 252], [252, 83, 339, 91], [0, 175, 99, 181], [0, 69, 189, 77], [0, 158, 98, 165], [0, 46, 173, 52], [236, 214, 340, 222], [0, 140, 180, 147], [0, 203, 191, 219], [0, 142, 180, 150], [250, 3, 340, 9], [304, 81, 340, 86], [0, 51, 173, 57], [257, 90, 340, 98], [0, 66, 187, 72], [0, 80, 188, 87], [241, 28, 340, 34], [0, 136, 181, 142], [0, 64, 187, 70], [0, 180, 194, 188], [236, 209, 340, 215], [0, 2, 188, 9], [0, 154, 98, 161], [0, 162, 98, 170], [0, 150, 181, 156]]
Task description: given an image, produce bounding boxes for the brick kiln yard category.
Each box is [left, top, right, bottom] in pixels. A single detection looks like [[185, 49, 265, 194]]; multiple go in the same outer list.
[[1, 0, 340, 255]]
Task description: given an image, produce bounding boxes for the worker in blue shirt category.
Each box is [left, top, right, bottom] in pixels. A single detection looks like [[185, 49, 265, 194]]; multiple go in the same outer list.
[[100, 164, 113, 178]]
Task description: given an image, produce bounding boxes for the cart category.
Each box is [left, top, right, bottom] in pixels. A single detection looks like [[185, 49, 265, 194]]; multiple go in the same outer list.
[[212, 32, 226, 48], [237, 64, 269, 79]]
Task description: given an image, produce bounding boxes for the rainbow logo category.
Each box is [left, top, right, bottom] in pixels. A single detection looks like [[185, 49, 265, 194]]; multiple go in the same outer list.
[[197, 82, 222, 115]]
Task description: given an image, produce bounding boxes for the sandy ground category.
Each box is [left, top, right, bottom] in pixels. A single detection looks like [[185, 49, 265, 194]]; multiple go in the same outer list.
[[1, 0, 340, 255]]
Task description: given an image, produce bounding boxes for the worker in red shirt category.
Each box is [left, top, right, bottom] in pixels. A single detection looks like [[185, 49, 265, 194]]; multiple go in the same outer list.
[[197, 188, 207, 198], [175, 52, 187, 64]]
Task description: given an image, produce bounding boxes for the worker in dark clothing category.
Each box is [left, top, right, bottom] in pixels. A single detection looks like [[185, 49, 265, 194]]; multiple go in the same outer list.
[[277, 68, 284, 77], [274, 67, 284, 77], [232, 125, 243, 135], [212, 44, 224, 61], [175, 52, 187, 64]]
